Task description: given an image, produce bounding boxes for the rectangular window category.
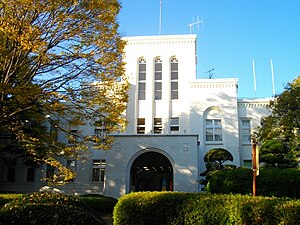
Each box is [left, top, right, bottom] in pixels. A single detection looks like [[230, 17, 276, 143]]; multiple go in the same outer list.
[[7, 167, 15, 182], [170, 117, 179, 131], [138, 59, 146, 100], [138, 82, 146, 100], [137, 118, 145, 134], [94, 120, 108, 143], [154, 58, 162, 100], [154, 82, 162, 100], [170, 58, 178, 100], [26, 168, 35, 182], [205, 119, 222, 142], [171, 81, 178, 100], [92, 159, 106, 182], [244, 160, 252, 168], [154, 118, 162, 134], [241, 119, 251, 143]]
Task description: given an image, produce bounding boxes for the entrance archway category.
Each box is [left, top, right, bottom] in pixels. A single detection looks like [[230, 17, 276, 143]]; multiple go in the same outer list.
[[130, 151, 173, 192]]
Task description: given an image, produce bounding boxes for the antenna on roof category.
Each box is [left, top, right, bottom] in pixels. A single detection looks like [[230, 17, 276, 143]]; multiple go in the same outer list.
[[206, 68, 214, 79], [270, 59, 276, 96], [159, 0, 162, 35], [252, 60, 257, 98], [188, 14, 204, 34]]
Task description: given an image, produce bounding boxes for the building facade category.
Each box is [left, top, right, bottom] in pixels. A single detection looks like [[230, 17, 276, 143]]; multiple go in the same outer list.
[[0, 35, 272, 198]]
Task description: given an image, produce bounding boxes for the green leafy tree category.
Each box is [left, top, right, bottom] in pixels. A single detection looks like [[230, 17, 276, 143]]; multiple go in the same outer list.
[[258, 76, 300, 167], [259, 139, 293, 167], [0, 0, 129, 184], [200, 148, 234, 191], [204, 148, 234, 170]]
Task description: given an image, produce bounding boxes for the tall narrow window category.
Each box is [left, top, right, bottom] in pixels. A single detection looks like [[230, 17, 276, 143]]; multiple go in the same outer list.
[[170, 57, 178, 100], [170, 117, 179, 132], [241, 119, 251, 143], [94, 120, 107, 143], [92, 159, 106, 182], [138, 58, 146, 100], [205, 119, 222, 142], [154, 58, 162, 100], [154, 118, 162, 134], [7, 167, 15, 182], [137, 118, 145, 134]]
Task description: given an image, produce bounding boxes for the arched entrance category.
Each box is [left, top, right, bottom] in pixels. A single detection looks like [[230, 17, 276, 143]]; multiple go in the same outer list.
[[130, 151, 173, 192]]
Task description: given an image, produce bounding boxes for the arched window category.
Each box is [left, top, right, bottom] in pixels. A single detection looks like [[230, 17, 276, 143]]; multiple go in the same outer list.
[[170, 57, 178, 100], [138, 58, 146, 100], [154, 58, 162, 100], [204, 108, 223, 143]]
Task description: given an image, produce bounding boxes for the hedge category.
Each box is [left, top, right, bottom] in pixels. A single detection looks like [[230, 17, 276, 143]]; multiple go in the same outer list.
[[0, 192, 117, 225], [113, 192, 300, 225], [207, 167, 300, 198]]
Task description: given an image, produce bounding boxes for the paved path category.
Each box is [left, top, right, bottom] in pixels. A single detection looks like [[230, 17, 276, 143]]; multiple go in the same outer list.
[[102, 214, 113, 225]]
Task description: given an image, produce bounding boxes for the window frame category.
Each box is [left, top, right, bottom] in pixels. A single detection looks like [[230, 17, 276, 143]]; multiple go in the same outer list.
[[137, 118, 146, 134], [205, 119, 223, 143], [138, 58, 146, 100], [154, 58, 162, 100], [170, 117, 179, 132], [92, 159, 106, 182], [170, 57, 179, 100], [153, 118, 162, 134], [241, 119, 251, 144]]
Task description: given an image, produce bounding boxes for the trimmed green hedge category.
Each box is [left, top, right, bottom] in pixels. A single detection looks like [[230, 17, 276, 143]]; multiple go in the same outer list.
[[207, 167, 300, 198], [0, 192, 117, 225], [113, 192, 300, 225]]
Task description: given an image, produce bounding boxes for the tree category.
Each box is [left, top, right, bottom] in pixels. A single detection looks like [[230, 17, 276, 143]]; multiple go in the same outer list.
[[0, 0, 129, 183], [204, 148, 234, 170], [200, 148, 234, 191], [259, 139, 292, 167], [258, 76, 300, 166]]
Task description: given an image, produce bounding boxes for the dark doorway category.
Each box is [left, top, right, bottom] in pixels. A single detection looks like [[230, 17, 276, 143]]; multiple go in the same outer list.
[[130, 151, 173, 192]]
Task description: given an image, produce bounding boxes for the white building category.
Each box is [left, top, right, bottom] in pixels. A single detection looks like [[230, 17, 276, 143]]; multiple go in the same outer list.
[[0, 34, 271, 198]]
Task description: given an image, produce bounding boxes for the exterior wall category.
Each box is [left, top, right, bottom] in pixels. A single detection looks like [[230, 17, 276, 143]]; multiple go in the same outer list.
[[123, 35, 197, 135], [0, 34, 273, 199], [237, 99, 272, 166], [104, 135, 199, 198]]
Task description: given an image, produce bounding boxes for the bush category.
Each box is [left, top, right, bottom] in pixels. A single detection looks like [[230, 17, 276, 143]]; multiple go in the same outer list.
[[0, 194, 21, 207], [0, 204, 105, 225], [113, 192, 193, 225], [207, 167, 300, 198], [114, 192, 300, 225], [207, 167, 252, 194], [0, 192, 110, 225]]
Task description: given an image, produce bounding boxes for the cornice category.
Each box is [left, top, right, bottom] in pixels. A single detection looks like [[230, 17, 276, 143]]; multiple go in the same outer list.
[[122, 34, 197, 46], [189, 79, 238, 89]]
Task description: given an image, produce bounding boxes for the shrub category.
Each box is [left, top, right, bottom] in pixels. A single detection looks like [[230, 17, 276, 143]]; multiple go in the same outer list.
[[113, 192, 194, 225], [0, 204, 105, 225], [114, 192, 300, 225], [0, 192, 107, 225], [207, 167, 300, 198], [0, 194, 21, 207], [207, 167, 252, 194]]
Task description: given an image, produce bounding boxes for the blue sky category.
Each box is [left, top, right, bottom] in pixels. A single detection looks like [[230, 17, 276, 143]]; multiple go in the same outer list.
[[118, 0, 300, 98]]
